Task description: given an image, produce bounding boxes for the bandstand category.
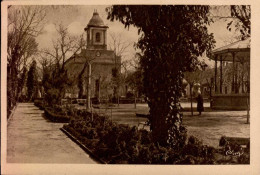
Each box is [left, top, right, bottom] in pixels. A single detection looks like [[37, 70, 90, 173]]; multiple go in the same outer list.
[[211, 38, 250, 110]]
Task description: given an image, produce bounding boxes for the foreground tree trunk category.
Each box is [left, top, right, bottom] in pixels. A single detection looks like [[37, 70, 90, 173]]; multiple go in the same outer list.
[[145, 61, 186, 147]]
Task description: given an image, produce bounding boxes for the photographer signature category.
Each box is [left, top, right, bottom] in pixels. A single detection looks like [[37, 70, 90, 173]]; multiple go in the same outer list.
[[225, 150, 244, 157]]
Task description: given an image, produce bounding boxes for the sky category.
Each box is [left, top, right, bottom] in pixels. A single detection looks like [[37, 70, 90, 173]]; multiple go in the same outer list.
[[35, 5, 242, 68], [36, 6, 139, 63]]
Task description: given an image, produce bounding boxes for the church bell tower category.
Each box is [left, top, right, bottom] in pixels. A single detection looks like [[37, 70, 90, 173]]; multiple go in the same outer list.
[[84, 10, 108, 50]]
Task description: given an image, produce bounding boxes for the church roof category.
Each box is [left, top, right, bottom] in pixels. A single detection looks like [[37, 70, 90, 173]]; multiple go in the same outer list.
[[86, 11, 108, 29]]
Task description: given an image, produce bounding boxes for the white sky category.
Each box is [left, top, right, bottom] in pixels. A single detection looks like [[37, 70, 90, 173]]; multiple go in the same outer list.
[[36, 5, 242, 68]]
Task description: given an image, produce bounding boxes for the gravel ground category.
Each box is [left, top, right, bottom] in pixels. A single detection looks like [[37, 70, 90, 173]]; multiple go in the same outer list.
[[93, 103, 250, 148]]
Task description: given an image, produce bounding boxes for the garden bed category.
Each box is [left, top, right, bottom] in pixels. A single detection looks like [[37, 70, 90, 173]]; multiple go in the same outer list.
[[60, 127, 106, 164], [44, 107, 70, 123], [61, 108, 249, 164], [34, 101, 71, 123]]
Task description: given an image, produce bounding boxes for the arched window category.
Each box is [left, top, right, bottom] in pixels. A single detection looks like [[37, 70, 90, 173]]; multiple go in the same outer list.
[[96, 32, 101, 42]]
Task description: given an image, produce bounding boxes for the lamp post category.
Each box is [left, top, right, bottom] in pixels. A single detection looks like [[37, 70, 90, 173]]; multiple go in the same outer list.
[[86, 51, 100, 110], [86, 61, 92, 110]]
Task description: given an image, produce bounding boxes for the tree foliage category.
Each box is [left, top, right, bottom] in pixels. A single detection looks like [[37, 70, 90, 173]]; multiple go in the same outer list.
[[17, 66, 28, 101], [125, 54, 144, 97], [222, 62, 250, 93], [27, 60, 38, 101], [210, 5, 250, 39], [77, 61, 88, 99], [108, 32, 132, 101], [7, 6, 46, 117], [126, 69, 143, 97], [41, 24, 84, 105], [107, 5, 215, 147], [230, 5, 250, 38]]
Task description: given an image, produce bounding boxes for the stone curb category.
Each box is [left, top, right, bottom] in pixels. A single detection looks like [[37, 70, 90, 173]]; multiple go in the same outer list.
[[60, 127, 107, 164]]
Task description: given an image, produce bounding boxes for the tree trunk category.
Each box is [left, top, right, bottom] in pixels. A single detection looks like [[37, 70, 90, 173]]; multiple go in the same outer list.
[[134, 92, 137, 109], [148, 73, 186, 148], [246, 96, 250, 124], [190, 84, 193, 116]]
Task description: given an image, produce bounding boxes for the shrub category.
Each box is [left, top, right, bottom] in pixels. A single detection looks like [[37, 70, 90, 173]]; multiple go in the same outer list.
[[34, 99, 45, 110], [44, 107, 69, 123], [45, 88, 60, 105], [62, 107, 249, 164]]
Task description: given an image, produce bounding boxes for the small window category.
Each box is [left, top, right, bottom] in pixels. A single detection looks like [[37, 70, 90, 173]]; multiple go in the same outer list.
[[96, 32, 101, 42]]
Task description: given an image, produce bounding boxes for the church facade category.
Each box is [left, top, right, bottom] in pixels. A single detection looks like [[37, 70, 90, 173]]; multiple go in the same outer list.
[[64, 11, 121, 101]]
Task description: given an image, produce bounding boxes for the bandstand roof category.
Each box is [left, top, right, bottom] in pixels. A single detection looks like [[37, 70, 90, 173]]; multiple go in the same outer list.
[[212, 37, 250, 62]]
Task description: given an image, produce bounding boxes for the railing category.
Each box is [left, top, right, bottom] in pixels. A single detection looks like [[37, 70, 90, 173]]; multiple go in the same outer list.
[[211, 93, 249, 110]]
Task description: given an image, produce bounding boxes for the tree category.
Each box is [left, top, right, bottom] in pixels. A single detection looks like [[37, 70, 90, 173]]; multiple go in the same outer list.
[[107, 5, 215, 147], [184, 65, 214, 116], [27, 60, 38, 101], [125, 53, 144, 98], [230, 5, 250, 38], [108, 32, 133, 104], [77, 61, 88, 99], [17, 66, 28, 101], [108, 32, 133, 59], [184, 69, 203, 116], [7, 6, 46, 117], [210, 5, 250, 39], [222, 61, 249, 94], [41, 24, 84, 105]]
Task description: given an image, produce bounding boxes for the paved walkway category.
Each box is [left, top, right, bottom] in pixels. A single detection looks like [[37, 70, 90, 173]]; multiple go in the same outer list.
[[7, 103, 96, 163]]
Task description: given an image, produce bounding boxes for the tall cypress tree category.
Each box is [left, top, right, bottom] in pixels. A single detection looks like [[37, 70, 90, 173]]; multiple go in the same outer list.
[[27, 60, 37, 101]]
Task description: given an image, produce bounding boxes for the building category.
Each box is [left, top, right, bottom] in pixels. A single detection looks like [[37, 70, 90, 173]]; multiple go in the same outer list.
[[210, 38, 250, 110], [64, 10, 121, 101]]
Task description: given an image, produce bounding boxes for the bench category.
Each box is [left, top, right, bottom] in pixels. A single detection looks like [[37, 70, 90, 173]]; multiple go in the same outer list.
[[138, 120, 150, 129], [219, 136, 250, 156], [92, 104, 100, 109], [219, 136, 250, 148], [77, 99, 87, 105], [61, 99, 68, 105], [136, 113, 150, 118], [136, 113, 150, 129]]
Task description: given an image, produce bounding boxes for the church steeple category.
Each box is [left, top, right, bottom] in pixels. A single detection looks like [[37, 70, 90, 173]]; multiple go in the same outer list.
[[84, 10, 108, 50]]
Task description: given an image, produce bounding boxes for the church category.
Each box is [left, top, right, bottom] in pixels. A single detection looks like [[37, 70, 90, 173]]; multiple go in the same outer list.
[[64, 10, 121, 101]]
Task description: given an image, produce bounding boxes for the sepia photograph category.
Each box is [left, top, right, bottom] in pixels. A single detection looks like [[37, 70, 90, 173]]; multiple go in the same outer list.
[[1, 1, 260, 175]]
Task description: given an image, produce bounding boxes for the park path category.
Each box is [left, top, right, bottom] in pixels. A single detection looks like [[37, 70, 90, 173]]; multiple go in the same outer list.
[[7, 103, 97, 163]]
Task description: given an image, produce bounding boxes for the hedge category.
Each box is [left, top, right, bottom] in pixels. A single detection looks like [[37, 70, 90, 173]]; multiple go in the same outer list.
[[34, 101, 70, 123], [44, 107, 70, 123]]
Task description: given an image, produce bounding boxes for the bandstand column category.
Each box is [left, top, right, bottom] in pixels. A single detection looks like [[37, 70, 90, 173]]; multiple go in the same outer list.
[[232, 53, 235, 93], [215, 55, 218, 93], [220, 56, 223, 94]]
